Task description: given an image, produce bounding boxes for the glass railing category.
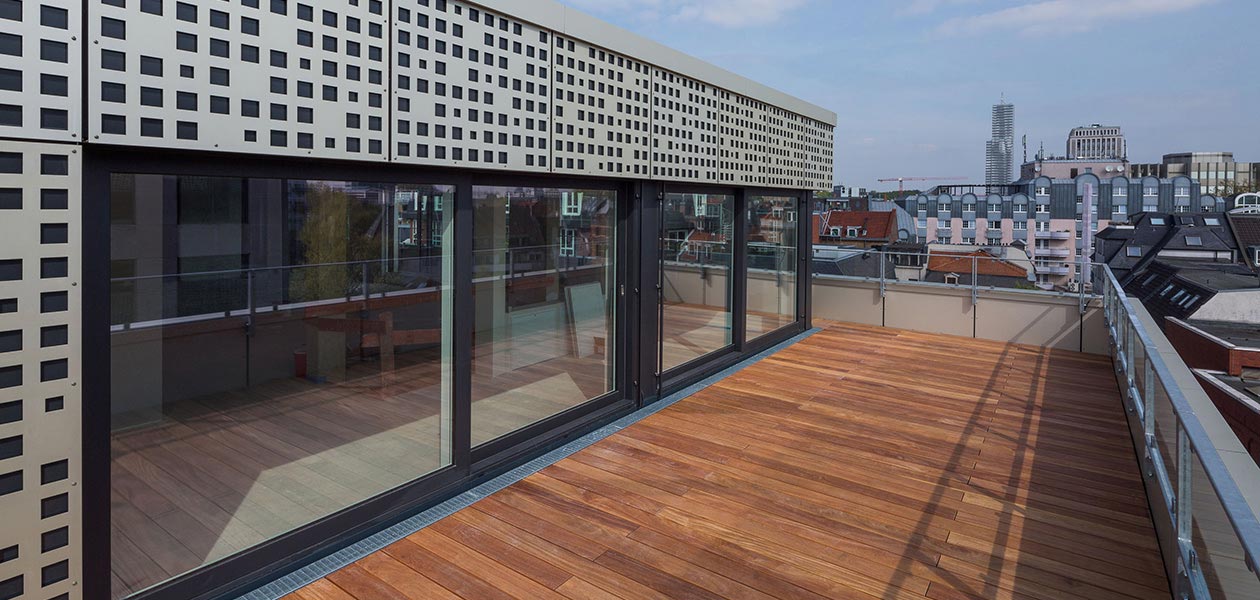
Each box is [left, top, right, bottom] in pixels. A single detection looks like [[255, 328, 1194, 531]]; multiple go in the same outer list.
[[811, 249, 1091, 298], [1098, 265, 1260, 599]]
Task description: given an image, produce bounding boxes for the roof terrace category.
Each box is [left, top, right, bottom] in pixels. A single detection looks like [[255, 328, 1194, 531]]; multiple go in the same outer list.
[[250, 262, 1260, 600], [282, 321, 1167, 599]]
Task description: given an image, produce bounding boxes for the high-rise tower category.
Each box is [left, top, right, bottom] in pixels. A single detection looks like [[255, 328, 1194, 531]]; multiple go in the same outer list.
[[985, 98, 1015, 185]]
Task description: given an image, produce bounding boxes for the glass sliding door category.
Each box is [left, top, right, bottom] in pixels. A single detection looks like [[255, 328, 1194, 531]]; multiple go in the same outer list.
[[470, 186, 617, 447], [746, 195, 799, 340], [108, 175, 454, 598], [659, 193, 735, 372]]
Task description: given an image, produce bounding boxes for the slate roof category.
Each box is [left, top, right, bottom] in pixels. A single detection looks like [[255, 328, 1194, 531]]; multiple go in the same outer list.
[[814, 250, 897, 279], [1163, 260, 1259, 291], [1123, 260, 1217, 324], [1161, 215, 1238, 253], [1094, 212, 1248, 284], [1230, 213, 1260, 263]]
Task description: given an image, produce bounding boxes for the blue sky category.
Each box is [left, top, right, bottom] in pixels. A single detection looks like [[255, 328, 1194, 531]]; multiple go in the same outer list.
[[556, 0, 1260, 191]]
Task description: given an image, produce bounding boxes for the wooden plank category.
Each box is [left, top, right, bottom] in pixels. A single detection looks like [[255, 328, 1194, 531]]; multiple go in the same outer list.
[[248, 321, 1168, 600]]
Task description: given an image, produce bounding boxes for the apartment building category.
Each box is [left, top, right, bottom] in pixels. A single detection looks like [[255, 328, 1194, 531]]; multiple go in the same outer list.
[[903, 174, 1230, 288], [1019, 156, 1129, 180], [1067, 124, 1126, 159], [1132, 152, 1259, 196], [0, 1, 835, 599]]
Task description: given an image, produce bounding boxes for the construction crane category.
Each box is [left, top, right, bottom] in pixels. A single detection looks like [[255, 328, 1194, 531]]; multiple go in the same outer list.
[[877, 176, 969, 197]]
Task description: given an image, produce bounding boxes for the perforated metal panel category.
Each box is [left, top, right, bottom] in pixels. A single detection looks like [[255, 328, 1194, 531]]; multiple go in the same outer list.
[[88, 0, 391, 160], [718, 91, 764, 187], [391, 0, 550, 170], [81, 0, 834, 188], [0, 0, 81, 143], [550, 36, 650, 178], [650, 68, 719, 184], [0, 141, 82, 600], [798, 115, 834, 191]]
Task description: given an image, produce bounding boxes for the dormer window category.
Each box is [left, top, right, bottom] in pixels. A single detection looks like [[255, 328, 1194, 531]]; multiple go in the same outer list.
[[945, 274, 960, 285]]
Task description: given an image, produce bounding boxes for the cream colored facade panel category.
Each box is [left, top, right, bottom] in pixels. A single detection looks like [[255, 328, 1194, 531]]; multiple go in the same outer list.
[[0, 0, 82, 143], [88, 0, 391, 160], [550, 35, 651, 178], [0, 141, 83, 600], [650, 68, 720, 184], [473, 0, 835, 125], [392, 0, 551, 171]]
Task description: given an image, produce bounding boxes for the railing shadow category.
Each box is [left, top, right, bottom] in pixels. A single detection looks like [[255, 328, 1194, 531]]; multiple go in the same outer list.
[[872, 312, 1164, 599]]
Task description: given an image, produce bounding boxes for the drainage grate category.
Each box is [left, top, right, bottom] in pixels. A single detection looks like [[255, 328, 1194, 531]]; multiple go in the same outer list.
[[237, 328, 820, 600]]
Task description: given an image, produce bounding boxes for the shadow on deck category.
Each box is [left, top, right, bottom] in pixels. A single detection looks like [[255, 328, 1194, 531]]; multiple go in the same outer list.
[[288, 321, 1168, 600]]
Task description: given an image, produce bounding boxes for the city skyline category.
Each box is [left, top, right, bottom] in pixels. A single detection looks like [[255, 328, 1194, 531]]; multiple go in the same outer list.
[[558, 0, 1260, 190]]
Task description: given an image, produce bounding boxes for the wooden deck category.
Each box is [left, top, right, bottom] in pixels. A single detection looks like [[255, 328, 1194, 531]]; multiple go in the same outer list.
[[287, 321, 1170, 600]]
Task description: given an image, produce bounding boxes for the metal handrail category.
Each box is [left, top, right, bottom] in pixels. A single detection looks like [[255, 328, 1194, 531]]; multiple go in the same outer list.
[[1099, 264, 1260, 597], [811, 249, 1091, 310]]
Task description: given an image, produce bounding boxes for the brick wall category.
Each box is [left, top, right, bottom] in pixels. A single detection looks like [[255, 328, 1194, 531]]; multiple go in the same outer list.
[[1166, 317, 1260, 377], [1196, 372, 1260, 466], [1165, 318, 1235, 372]]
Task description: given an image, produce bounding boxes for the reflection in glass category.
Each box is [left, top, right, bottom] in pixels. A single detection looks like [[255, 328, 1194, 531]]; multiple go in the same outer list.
[[747, 195, 798, 339], [660, 193, 734, 372], [108, 175, 454, 598], [471, 186, 617, 446], [1190, 452, 1259, 598]]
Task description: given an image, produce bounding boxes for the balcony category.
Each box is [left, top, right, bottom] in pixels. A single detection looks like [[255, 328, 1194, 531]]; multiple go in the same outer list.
[[1037, 264, 1072, 275], [254, 269, 1260, 600], [1035, 230, 1072, 240], [1037, 247, 1072, 257]]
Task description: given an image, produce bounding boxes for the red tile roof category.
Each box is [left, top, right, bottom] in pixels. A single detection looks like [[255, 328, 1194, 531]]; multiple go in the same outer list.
[[813, 210, 897, 244], [928, 250, 1029, 278]]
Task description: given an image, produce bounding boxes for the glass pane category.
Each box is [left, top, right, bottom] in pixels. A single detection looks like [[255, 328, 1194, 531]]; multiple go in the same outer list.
[[1190, 451, 1260, 598], [109, 175, 454, 598], [660, 193, 734, 371], [1131, 337, 1148, 414], [746, 195, 798, 340], [471, 186, 617, 446], [1153, 371, 1178, 486]]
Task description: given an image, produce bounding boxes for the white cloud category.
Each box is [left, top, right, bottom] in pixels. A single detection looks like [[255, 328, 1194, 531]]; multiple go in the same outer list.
[[897, 0, 983, 17], [934, 0, 1216, 36], [562, 0, 809, 28]]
